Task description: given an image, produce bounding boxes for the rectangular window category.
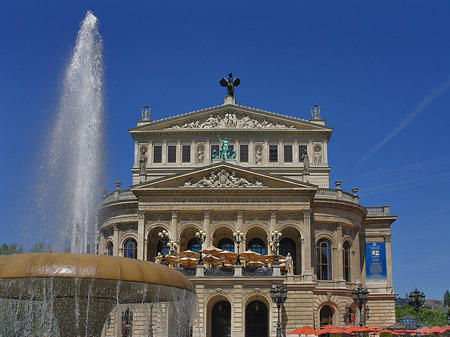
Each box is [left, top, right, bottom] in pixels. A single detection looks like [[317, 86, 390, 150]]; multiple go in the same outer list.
[[269, 145, 278, 162], [240, 145, 248, 162], [299, 145, 307, 161], [168, 146, 176, 163], [211, 145, 219, 159], [228, 145, 234, 158], [153, 146, 162, 163], [284, 145, 293, 162], [182, 145, 191, 163]]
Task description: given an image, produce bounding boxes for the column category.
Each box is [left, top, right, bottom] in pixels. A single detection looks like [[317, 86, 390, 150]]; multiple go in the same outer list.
[[144, 238, 148, 261], [98, 231, 105, 255], [113, 224, 119, 257], [279, 139, 284, 163], [235, 210, 244, 252], [269, 210, 277, 234], [205, 139, 211, 163], [384, 234, 393, 291], [249, 140, 254, 164], [170, 210, 178, 240], [133, 142, 139, 168], [302, 210, 313, 279], [353, 229, 361, 283], [162, 140, 167, 164], [137, 210, 145, 260], [336, 223, 344, 281], [177, 140, 181, 164], [203, 210, 211, 247]]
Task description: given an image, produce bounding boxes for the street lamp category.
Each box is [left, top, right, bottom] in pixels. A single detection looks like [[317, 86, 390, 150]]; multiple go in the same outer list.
[[352, 284, 369, 327], [158, 230, 170, 265], [270, 230, 282, 265], [408, 289, 425, 327], [167, 239, 178, 256], [270, 283, 288, 337], [196, 230, 206, 266], [233, 229, 243, 265]]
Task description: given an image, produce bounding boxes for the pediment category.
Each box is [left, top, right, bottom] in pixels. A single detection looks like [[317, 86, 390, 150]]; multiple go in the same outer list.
[[130, 104, 332, 134], [132, 162, 317, 192]]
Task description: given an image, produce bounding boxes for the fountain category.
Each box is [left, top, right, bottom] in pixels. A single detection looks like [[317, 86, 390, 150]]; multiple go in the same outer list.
[[0, 11, 196, 337], [0, 253, 195, 336]]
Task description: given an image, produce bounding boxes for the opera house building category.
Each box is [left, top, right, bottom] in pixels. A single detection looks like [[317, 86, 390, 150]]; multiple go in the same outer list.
[[99, 85, 397, 337]]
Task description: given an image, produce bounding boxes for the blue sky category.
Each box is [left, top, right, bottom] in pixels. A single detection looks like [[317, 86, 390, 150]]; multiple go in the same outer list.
[[1, 1, 450, 300]]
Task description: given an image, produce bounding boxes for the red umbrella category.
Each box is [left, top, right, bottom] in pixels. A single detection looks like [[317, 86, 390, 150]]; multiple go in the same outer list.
[[351, 327, 381, 333], [376, 330, 394, 335], [428, 326, 444, 334], [287, 325, 318, 335], [317, 325, 346, 335]]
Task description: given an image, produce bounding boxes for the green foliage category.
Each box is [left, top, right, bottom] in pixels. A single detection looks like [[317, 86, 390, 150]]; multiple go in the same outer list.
[[444, 290, 450, 307], [0, 243, 24, 255], [380, 332, 392, 337], [395, 305, 447, 327], [330, 334, 341, 337], [28, 242, 52, 253]]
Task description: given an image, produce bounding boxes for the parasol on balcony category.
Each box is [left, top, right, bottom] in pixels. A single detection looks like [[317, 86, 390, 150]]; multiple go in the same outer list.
[[178, 250, 200, 259], [203, 254, 223, 267], [200, 246, 223, 256], [179, 257, 198, 269]]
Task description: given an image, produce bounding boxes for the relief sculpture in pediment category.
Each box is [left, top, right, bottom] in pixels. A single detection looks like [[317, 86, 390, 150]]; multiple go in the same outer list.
[[169, 112, 295, 129], [184, 169, 265, 188]]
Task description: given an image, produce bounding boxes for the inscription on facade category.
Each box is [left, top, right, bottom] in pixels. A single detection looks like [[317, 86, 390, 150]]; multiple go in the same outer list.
[[173, 197, 273, 203]]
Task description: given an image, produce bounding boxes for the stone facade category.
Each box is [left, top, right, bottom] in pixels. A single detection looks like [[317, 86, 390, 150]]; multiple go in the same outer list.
[[99, 99, 397, 336]]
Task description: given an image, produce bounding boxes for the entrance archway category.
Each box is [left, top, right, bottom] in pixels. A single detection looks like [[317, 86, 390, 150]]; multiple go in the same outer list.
[[320, 305, 333, 327], [212, 301, 231, 337], [245, 300, 268, 337]]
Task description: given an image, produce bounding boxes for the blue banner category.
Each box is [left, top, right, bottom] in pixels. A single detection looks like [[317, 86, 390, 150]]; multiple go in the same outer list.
[[365, 242, 387, 281]]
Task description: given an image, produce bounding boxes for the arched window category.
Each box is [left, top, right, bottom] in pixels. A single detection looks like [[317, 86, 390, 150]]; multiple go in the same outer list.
[[279, 238, 298, 274], [320, 305, 333, 327], [157, 240, 169, 255], [124, 239, 137, 259], [187, 238, 201, 253], [343, 241, 351, 282], [316, 238, 332, 280], [212, 301, 231, 337], [107, 242, 113, 256], [121, 307, 133, 337], [217, 238, 234, 252], [248, 238, 265, 255]]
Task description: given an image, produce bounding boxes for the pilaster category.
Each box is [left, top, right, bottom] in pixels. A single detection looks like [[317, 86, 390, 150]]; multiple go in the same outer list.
[[336, 223, 345, 283], [384, 234, 393, 291], [113, 224, 119, 257], [203, 210, 211, 246], [170, 210, 178, 239], [137, 210, 145, 260], [302, 209, 313, 280]]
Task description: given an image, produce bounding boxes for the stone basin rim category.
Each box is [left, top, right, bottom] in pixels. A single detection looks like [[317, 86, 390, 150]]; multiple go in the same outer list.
[[0, 253, 195, 293]]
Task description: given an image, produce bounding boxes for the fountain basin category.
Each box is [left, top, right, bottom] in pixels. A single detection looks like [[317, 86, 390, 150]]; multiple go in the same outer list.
[[0, 253, 195, 336]]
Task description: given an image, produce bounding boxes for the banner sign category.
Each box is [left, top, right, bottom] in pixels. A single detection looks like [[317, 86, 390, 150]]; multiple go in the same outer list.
[[365, 242, 387, 282]]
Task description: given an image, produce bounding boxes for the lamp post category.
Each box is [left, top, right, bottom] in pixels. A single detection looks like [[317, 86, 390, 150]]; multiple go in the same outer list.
[[167, 239, 178, 256], [233, 229, 243, 265], [408, 289, 425, 327], [352, 284, 369, 328], [158, 230, 170, 265], [270, 283, 288, 337], [196, 230, 206, 266]]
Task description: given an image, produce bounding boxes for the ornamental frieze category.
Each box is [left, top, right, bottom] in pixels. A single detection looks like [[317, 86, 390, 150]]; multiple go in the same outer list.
[[168, 112, 295, 130], [184, 169, 265, 188]]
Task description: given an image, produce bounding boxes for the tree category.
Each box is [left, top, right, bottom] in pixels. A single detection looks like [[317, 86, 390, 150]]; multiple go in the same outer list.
[[444, 290, 450, 307], [0, 243, 24, 255], [28, 242, 52, 253], [396, 305, 447, 327]]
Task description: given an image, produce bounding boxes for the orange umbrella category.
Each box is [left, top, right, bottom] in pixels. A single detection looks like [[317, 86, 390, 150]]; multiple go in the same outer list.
[[376, 330, 393, 335], [351, 326, 381, 333], [287, 325, 318, 335], [317, 325, 346, 335], [428, 326, 444, 334], [178, 250, 200, 259]]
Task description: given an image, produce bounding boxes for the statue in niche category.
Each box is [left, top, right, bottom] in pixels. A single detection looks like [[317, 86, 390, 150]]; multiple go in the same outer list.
[[255, 146, 263, 164], [197, 146, 204, 164], [286, 253, 294, 275], [314, 147, 322, 165], [139, 149, 147, 175], [302, 150, 310, 174]]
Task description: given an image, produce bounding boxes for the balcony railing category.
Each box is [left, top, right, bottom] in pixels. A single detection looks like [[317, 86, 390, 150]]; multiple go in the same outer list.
[[102, 189, 137, 204], [315, 188, 359, 204], [366, 206, 390, 216]]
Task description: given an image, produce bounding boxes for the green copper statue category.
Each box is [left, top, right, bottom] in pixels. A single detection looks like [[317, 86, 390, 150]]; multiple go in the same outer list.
[[213, 135, 236, 160]]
